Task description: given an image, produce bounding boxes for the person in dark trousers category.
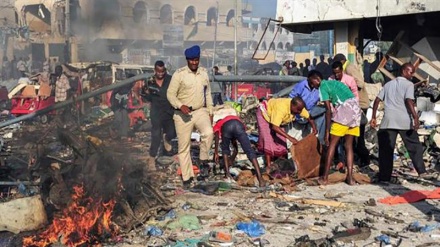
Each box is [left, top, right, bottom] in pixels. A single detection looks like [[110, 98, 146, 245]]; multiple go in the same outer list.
[[213, 115, 265, 187], [371, 63, 435, 182], [110, 76, 132, 142], [143, 60, 176, 170], [211, 66, 223, 106]]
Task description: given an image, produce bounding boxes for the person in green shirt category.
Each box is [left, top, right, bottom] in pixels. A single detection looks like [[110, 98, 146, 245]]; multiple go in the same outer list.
[[318, 80, 361, 185]]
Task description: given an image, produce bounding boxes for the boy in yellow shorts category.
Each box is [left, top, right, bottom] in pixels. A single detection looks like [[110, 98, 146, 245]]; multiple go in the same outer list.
[[317, 80, 361, 185]]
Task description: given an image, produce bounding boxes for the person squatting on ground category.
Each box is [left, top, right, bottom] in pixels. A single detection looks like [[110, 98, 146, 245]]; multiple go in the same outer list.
[[213, 115, 265, 187], [370, 63, 434, 182], [144, 60, 176, 170], [318, 80, 361, 185], [256, 96, 317, 167], [167, 45, 214, 189]]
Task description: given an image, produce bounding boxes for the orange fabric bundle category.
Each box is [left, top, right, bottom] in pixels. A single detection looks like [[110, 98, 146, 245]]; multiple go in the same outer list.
[[378, 188, 440, 205]]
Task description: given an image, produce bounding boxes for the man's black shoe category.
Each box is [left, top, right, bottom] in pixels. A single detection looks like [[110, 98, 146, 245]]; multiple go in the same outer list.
[[182, 177, 194, 190], [199, 164, 210, 178]]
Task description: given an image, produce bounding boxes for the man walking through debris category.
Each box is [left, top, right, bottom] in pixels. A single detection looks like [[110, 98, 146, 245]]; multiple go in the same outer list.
[[371, 63, 435, 182], [167, 45, 214, 189], [144, 60, 176, 170], [213, 114, 265, 187], [256, 96, 317, 167]]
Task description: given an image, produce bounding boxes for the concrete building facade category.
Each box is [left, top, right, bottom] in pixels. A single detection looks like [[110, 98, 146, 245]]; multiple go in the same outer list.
[[0, 0, 291, 70]]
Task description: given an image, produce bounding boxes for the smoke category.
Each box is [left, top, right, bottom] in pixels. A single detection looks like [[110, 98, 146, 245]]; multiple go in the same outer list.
[[67, 0, 263, 70]]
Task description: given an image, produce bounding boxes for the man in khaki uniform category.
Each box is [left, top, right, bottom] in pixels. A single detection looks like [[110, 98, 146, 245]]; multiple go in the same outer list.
[[167, 45, 214, 189]]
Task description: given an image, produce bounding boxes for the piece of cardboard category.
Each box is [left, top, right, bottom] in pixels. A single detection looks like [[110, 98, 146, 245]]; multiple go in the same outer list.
[[290, 134, 321, 179]]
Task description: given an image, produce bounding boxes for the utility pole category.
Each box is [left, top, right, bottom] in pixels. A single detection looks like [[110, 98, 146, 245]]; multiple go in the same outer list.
[[234, 0, 238, 100], [212, 1, 219, 68], [65, 0, 71, 63]]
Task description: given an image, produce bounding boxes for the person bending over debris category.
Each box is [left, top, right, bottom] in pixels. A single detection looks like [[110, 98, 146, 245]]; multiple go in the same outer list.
[[167, 45, 214, 189], [256, 97, 317, 167], [288, 70, 323, 143], [213, 115, 265, 187], [371, 63, 435, 182], [318, 80, 361, 185]]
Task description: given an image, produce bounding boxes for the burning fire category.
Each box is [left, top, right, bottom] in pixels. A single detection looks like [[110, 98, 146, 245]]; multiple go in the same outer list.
[[23, 185, 117, 247]]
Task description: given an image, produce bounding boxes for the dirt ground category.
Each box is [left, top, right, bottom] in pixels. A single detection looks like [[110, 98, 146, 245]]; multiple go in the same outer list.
[[110, 179, 440, 247], [1, 119, 440, 247]]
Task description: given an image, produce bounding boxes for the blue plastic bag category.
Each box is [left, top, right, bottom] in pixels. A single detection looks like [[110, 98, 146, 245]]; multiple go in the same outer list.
[[236, 220, 265, 237], [143, 226, 163, 236], [375, 235, 391, 244]]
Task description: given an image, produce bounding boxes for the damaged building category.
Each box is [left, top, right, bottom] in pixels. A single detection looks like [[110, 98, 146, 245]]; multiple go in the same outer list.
[[2, 0, 293, 69], [276, 0, 440, 83]]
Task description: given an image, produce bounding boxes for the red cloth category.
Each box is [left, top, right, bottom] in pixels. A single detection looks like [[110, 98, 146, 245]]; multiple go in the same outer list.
[[213, 115, 243, 136], [378, 188, 440, 205]]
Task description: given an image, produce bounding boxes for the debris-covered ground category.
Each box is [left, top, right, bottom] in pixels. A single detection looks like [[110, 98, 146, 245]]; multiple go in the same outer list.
[[0, 101, 439, 247]]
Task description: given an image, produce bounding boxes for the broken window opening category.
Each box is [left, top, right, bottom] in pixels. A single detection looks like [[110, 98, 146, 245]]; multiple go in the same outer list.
[[226, 9, 235, 27], [269, 24, 275, 33], [160, 4, 172, 24], [206, 7, 217, 26], [133, 1, 147, 23], [269, 42, 275, 50], [184, 6, 196, 25], [277, 42, 283, 50]]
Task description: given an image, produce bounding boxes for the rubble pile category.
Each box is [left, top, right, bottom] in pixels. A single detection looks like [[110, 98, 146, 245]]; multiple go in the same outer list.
[[0, 83, 438, 246]]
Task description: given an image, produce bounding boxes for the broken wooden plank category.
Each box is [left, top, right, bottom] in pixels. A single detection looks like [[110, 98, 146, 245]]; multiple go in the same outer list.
[[364, 209, 405, 223], [268, 192, 346, 207], [300, 199, 345, 208]]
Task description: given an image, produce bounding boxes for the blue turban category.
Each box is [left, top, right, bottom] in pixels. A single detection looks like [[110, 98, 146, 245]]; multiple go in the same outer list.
[[185, 45, 201, 59]]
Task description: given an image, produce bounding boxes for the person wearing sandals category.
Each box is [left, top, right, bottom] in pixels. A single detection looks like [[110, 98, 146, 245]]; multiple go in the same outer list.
[[371, 63, 435, 183], [318, 80, 361, 185], [212, 115, 265, 187]]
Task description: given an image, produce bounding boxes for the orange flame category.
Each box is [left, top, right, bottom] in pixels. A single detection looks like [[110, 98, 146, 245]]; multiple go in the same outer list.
[[23, 185, 117, 247]]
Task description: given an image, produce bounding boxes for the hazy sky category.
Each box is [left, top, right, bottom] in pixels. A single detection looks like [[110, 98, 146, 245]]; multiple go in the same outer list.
[[246, 0, 277, 18]]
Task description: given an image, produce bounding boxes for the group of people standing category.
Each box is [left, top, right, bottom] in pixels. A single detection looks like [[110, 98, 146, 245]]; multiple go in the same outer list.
[[119, 46, 436, 189], [1, 56, 61, 81], [273, 53, 435, 184]]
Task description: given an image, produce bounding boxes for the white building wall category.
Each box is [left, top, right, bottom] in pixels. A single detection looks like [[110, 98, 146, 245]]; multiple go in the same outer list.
[[277, 0, 440, 24]]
